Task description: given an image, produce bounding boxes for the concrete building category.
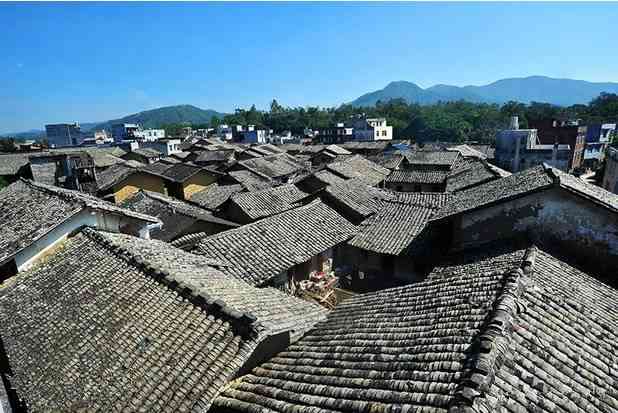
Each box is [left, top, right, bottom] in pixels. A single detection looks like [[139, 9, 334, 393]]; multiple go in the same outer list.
[[530, 119, 586, 171], [216, 124, 233, 140], [318, 123, 354, 144], [142, 138, 182, 156], [585, 123, 615, 168], [602, 146, 618, 194], [241, 126, 268, 144], [349, 117, 393, 141], [45, 123, 82, 147], [112, 123, 141, 143], [495, 116, 571, 173], [136, 129, 166, 142]]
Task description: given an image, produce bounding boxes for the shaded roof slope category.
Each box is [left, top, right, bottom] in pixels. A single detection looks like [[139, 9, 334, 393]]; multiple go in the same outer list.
[[0, 229, 327, 412], [190, 200, 358, 286], [121, 190, 238, 241], [349, 192, 451, 255], [213, 245, 618, 413], [229, 184, 308, 221]]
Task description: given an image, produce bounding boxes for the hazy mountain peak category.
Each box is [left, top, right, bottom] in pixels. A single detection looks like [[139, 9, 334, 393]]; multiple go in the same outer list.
[[351, 76, 618, 107]]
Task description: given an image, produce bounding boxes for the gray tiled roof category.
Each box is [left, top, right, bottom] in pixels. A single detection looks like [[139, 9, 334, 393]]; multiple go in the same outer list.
[[447, 144, 488, 159], [0, 153, 30, 175], [131, 147, 162, 158], [348, 192, 451, 255], [385, 169, 449, 185], [323, 144, 351, 155], [323, 178, 395, 219], [190, 200, 358, 286], [435, 164, 618, 219], [550, 166, 618, 212], [434, 165, 555, 220], [213, 245, 618, 413], [404, 150, 460, 168], [0, 228, 327, 412], [121, 190, 238, 241], [238, 153, 304, 179], [326, 155, 390, 186], [228, 170, 274, 191], [189, 183, 245, 211], [229, 184, 308, 221], [95, 162, 139, 191], [445, 157, 501, 192], [0, 179, 158, 265]]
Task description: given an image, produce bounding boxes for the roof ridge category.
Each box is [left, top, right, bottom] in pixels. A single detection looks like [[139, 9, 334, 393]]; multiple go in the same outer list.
[[542, 163, 561, 186], [82, 228, 258, 339], [448, 247, 535, 412]]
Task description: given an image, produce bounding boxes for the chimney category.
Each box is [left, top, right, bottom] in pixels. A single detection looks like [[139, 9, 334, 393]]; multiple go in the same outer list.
[[510, 116, 519, 130]]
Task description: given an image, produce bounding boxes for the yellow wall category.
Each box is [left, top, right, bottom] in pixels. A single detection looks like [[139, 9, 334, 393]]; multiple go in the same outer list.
[[182, 172, 216, 199], [113, 172, 166, 203]]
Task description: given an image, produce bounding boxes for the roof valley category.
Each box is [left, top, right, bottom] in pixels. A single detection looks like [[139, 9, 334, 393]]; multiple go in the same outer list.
[[449, 247, 535, 412]]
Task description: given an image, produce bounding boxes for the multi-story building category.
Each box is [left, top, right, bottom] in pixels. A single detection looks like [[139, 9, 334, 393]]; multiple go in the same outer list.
[[349, 117, 393, 141], [45, 123, 82, 147], [241, 126, 268, 144], [136, 129, 166, 142], [530, 119, 586, 171], [317, 123, 354, 144], [142, 138, 182, 156], [585, 123, 615, 168], [495, 116, 571, 172], [216, 124, 233, 140], [112, 123, 141, 143]]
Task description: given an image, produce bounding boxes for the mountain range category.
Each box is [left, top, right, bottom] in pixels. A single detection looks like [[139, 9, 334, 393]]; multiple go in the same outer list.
[[5, 76, 618, 138], [351, 76, 618, 107]]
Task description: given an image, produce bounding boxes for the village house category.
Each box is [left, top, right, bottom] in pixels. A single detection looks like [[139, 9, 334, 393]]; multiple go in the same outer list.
[[317, 122, 354, 144], [172, 199, 358, 288], [0, 179, 160, 278], [308, 144, 352, 167], [221, 184, 309, 224], [141, 137, 182, 156], [584, 123, 615, 168], [348, 116, 393, 141], [213, 243, 617, 413], [341, 192, 451, 290], [121, 147, 162, 164], [384, 150, 460, 192], [96, 162, 167, 203], [432, 163, 618, 280], [121, 190, 239, 241], [0, 229, 327, 412], [155, 162, 222, 200], [530, 118, 586, 171], [495, 116, 572, 173]]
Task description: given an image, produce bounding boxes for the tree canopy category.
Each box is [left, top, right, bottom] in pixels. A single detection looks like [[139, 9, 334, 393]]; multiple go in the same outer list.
[[157, 92, 618, 143]]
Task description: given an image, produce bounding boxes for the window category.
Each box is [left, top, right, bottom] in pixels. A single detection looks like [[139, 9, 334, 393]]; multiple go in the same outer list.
[[382, 130, 387, 136]]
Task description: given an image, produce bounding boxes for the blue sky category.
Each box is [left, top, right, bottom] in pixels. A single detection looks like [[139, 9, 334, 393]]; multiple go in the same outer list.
[[1, 2, 617, 133]]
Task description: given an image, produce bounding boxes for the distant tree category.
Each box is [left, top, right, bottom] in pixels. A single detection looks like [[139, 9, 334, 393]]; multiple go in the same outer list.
[[270, 99, 284, 114], [0, 138, 17, 153]]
